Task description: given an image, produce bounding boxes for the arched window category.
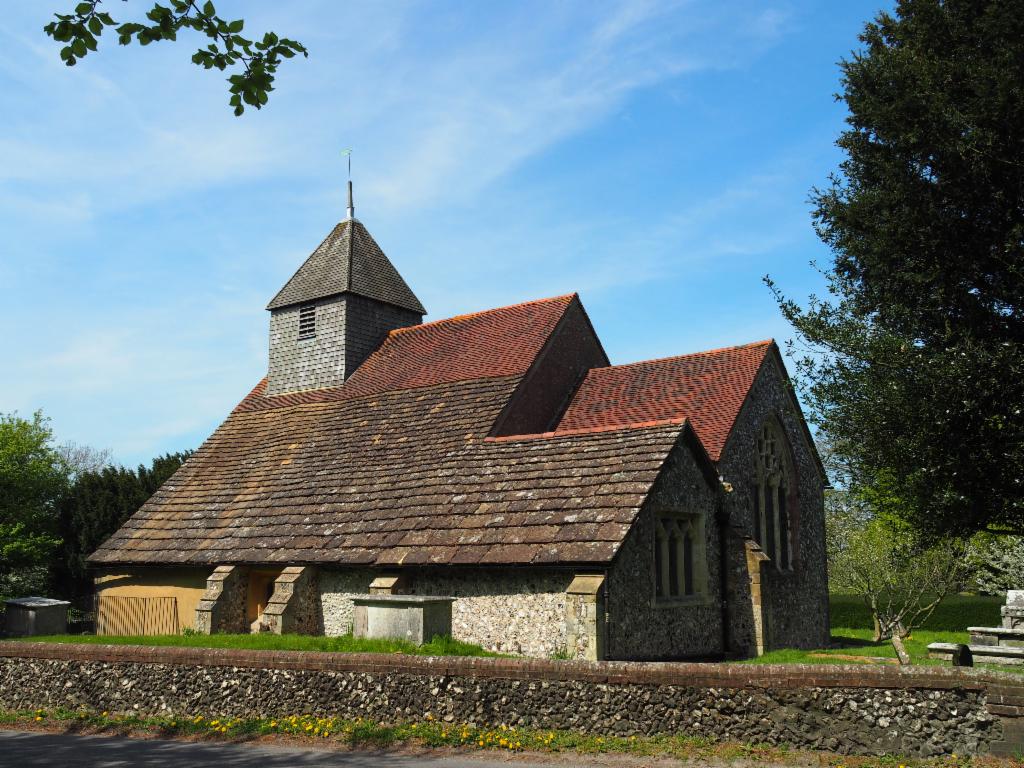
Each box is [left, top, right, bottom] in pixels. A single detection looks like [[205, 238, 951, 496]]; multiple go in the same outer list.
[[654, 513, 705, 600], [755, 419, 794, 571]]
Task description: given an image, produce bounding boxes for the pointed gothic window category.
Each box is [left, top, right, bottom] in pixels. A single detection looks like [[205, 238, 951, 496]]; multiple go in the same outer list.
[[755, 419, 795, 571], [654, 513, 706, 602]]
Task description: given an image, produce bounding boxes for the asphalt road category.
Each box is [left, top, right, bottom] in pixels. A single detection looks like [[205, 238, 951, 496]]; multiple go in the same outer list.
[[0, 730, 600, 768]]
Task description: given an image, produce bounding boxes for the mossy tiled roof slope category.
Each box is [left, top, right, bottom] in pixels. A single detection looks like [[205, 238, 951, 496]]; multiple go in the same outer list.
[[266, 219, 426, 314], [89, 296, 690, 567], [556, 341, 773, 461]]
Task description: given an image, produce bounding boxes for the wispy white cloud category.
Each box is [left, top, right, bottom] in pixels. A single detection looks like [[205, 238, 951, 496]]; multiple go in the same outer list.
[[350, 0, 792, 212], [1, 1, 792, 219], [0, 0, 814, 465]]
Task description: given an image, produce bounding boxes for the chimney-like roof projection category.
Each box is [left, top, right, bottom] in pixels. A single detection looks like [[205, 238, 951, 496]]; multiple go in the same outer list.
[[266, 218, 426, 315]]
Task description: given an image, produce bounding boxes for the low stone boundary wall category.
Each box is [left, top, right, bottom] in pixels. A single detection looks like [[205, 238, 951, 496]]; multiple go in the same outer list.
[[1, 642, 1023, 757]]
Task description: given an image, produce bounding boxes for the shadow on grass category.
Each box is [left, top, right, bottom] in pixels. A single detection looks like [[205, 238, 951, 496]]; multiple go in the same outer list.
[[828, 594, 1003, 632], [830, 634, 886, 649]]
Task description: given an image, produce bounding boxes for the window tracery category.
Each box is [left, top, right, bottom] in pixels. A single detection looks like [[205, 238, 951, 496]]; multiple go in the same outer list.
[[755, 419, 794, 570], [654, 513, 705, 600]]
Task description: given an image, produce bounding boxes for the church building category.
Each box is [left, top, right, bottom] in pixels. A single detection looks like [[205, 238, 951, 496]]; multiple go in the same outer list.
[[89, 190, 830, 660]]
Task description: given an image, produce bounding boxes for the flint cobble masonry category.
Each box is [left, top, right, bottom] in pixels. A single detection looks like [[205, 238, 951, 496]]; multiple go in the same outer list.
[[1, 643, 1022, 757]]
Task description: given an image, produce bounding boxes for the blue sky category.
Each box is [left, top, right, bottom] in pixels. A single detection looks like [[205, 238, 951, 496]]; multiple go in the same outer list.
[[1, 0, 886, 467]]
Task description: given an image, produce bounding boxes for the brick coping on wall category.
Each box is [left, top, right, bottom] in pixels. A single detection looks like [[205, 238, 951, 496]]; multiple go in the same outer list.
[[2, 641, 1023, 698]]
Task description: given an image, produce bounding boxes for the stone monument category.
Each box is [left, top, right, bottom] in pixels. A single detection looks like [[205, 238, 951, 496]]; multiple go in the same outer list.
[[1001, 589, 1024, 629], [929, 590, 1024, 666]]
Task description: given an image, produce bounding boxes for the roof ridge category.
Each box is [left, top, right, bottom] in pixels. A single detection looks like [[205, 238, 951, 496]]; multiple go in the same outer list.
[[235, 373, 525, 413], [596, 339, 774, 372], [388, 293, 577, 336], [343, 218, 354, 293], [487, 417, 688, 442]]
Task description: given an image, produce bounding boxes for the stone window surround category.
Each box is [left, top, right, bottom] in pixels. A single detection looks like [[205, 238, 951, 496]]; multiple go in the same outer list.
[[754, 416, 798, 574], [652, 509, 709, 607]]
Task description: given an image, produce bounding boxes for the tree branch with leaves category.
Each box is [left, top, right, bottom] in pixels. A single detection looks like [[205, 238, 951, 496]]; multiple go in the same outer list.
[[830, 509, 971, 664], [770, 1, 1024, 541], [45, 1, 307, 115]]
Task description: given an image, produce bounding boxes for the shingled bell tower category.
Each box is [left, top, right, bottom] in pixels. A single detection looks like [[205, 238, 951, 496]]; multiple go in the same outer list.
[[265, 183, 425, 396]]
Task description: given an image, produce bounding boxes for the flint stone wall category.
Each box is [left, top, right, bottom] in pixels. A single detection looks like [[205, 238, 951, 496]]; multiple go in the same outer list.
[[718, 352, 831, 651], [319, 568, 572, 657], [195, 566, 249, 635], [607, 443, 722, 660], [1, 643, 1021, 757]]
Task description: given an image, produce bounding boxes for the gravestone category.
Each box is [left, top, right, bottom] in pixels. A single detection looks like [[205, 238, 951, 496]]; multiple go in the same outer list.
[[932, 589, 1024, 666], [1002, 590, 1024, 629]]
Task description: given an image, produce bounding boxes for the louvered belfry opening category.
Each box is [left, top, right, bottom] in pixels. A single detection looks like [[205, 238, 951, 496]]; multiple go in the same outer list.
[[298, 305, 316, 340]]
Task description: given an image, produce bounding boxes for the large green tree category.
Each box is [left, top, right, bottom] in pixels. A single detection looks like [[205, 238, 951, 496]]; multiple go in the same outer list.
[[0, 413, 67, 589], [52, 451, 192, 598], [772, 0, 1024, 539], [45, 1, 306, 115]]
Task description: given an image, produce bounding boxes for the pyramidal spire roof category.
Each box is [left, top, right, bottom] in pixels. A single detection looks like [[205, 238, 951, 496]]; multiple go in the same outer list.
[[266, 217, 426, 314]]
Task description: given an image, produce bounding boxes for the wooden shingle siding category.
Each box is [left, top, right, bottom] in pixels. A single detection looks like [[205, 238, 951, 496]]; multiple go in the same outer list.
[[266, 219, 424, 314]]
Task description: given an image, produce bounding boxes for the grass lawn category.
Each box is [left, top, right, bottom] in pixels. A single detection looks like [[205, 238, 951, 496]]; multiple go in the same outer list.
[[748, 593, 1022, 672], [1, 632, 502, 657], [3, 593, 1017, 671]]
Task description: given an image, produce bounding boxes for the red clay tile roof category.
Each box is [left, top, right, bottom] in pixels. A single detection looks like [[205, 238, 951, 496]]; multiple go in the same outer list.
[[235, 294, 578, 413], [556, 341, 773, 461], [90, 376, 688, 567], [343, 294, 577, 398]]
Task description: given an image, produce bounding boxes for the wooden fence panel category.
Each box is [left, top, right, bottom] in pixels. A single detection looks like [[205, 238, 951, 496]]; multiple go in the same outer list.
[[96, 595, 179, 636]]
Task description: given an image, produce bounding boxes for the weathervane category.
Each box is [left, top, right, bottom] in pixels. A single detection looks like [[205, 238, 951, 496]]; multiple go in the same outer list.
[[342, 148, 354, 220]]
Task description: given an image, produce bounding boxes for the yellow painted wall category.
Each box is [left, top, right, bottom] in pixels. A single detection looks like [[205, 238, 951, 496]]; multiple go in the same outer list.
[[95, 568, 210, 633], [246, 570, 281, 625]]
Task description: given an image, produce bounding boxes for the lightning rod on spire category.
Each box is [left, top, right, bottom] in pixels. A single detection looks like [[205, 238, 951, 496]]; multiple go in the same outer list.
[[342, 149, 354, 220]]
